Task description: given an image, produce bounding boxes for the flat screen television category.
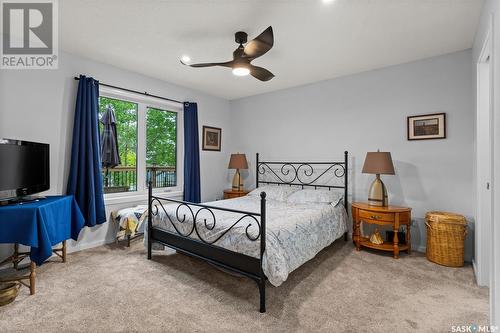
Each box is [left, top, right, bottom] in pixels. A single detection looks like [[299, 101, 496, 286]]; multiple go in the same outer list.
[[0, 139, 50, 203]]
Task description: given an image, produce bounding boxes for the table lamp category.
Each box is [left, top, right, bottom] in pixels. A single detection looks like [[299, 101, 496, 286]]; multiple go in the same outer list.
[[228, 153, 248, 191], [362, 150, 395, 206]]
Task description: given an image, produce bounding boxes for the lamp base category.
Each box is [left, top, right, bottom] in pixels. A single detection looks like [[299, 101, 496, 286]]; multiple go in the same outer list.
[[232, 169, 244, 191], [368, 174, 388, 207]]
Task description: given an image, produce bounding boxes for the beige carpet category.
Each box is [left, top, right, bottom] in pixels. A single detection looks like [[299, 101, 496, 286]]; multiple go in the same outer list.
[[0, 240, 488, 333]]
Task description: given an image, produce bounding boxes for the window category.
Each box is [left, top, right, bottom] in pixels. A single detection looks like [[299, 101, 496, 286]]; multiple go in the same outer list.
[[146, 107, 177, 189], [98, 86, 183, 198], [99, 97, 138, 193]]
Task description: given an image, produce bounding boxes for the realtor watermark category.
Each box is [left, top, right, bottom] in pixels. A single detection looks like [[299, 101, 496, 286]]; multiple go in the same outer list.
[[1, 0, 58, 69], [451, 324, 499, 333]]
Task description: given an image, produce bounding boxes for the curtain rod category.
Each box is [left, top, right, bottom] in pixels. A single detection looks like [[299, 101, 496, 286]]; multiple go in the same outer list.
[[73, 76, 183, 105]]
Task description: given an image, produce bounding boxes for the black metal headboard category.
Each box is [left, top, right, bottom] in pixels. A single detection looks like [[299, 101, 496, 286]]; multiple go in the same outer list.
[[256, 151, 348, 210]]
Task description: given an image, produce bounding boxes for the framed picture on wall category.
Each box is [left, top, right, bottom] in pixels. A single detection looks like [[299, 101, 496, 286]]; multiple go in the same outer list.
[[407, 113, 446, 140], [202, 126, 222, 151]]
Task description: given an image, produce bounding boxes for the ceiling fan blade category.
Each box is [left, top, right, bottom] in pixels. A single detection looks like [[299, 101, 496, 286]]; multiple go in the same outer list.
[[244, 26, 273, 59], [180, 60, 233, 68], [249, 65, 274, 81]]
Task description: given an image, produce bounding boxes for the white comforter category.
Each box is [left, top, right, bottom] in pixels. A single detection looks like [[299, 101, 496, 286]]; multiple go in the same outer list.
[[147, 196, 347, 286]]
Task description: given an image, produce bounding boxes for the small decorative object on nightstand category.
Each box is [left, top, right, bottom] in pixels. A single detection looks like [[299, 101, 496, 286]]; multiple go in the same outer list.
[[352, 202, 412, 259], [223, 189, 249, 200], [369, 229, 384, 245]]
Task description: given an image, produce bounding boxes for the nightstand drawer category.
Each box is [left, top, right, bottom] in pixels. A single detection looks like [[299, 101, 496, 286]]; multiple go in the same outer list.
[[358, 210, 395, 222]]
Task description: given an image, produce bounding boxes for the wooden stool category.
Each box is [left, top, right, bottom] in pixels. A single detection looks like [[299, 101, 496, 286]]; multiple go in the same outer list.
[[0, 241, 67, 295]]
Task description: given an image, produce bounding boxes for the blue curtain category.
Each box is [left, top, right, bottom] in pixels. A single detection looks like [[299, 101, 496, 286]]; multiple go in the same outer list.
[[183, 102, 201, 203], [67, 75, 106, 227]]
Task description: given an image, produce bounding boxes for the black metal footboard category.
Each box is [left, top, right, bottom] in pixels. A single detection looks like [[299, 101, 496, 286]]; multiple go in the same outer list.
[[147, 183, 267, 312]]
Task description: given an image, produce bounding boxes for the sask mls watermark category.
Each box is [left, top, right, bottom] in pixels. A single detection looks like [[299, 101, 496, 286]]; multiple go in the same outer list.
[[1, 0, 58, 69], [451, 324, 499, 332]]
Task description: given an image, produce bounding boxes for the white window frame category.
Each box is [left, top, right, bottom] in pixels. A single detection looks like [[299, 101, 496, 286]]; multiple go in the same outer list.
[[99, 86, 184, 204]]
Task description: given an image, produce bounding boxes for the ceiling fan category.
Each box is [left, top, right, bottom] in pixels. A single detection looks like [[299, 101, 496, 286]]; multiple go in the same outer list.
[[180, 26, 274, 81]]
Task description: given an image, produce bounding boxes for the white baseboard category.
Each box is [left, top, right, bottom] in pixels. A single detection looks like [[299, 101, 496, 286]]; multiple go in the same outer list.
[[66, 237, 116, 254], [0, 238, 117, 266], [472, 258, 489, 287], [472, 259, 479, 284], [415, 245, 426, 253]]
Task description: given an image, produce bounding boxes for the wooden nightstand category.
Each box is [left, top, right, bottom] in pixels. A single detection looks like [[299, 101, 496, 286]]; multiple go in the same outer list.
[[223, 189, 249, 199], [352, 202, 412, 259]]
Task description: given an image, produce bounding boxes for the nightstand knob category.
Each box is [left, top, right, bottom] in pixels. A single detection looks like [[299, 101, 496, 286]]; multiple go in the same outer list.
[[371, 215, 382, 220]]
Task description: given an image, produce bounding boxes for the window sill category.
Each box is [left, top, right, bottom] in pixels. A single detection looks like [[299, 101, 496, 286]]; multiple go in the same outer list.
[[104, 190, 183, 206]]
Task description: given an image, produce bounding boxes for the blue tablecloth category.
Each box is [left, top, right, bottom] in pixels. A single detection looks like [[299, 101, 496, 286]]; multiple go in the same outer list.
[[0, 195, 85, 265]]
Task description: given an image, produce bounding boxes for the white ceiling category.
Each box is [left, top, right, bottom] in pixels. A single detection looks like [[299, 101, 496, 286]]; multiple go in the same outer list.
[[60, 0, 483, 100]]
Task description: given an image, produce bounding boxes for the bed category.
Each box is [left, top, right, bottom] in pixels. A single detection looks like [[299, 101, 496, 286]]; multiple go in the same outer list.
[[147, 152, 349, 312]]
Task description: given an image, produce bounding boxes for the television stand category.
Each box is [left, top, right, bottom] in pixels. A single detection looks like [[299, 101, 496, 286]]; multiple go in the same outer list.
[[0, 196, 46, 206]]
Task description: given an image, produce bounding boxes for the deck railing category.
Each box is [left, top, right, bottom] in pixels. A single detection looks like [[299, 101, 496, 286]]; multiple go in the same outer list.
[[102, 166, 176, 193]]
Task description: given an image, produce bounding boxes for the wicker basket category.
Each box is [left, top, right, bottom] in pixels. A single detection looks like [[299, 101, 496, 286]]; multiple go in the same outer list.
[[0, 282, 20, 307], [425, 211, 467, 267]]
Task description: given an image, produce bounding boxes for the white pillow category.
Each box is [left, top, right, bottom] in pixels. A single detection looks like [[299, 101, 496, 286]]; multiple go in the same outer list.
[[286, 189, 343, 206], [248, 185, 299, 202]]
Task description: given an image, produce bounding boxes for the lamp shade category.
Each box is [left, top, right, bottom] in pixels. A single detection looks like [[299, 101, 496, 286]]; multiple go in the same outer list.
[[228, 153, 248, 169], [362, 151, 395, 175]]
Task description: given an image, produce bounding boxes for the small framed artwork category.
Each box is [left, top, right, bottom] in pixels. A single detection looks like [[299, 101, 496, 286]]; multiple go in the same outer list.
[[407, 113, 446, 140], [202, 126, 222, 151]]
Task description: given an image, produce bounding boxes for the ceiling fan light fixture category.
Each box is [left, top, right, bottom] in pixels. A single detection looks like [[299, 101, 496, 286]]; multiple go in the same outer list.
[[232, 66, 250, 76], [180, 26, 274, 81]]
